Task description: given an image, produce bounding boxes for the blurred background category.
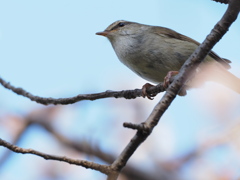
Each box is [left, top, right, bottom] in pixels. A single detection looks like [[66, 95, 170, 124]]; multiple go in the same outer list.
[[0, 0, 240, 179]]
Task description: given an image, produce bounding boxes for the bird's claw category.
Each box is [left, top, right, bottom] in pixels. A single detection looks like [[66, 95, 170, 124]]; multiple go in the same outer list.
[[141, 83, 156, 100], [163, 71, 179, 88]]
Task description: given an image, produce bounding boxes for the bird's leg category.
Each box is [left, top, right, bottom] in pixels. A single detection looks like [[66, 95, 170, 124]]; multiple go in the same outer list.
[[164, 71, 188, 96], [142, 71, 181, 99], [163, 71, 179, 88], [141, 83, 155, 100]]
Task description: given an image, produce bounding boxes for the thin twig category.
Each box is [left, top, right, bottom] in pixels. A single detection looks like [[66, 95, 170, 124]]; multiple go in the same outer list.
[[0, 76, 166, 105], [123, 122, 150, 134], [0, 138, 111, 175], [212, 0, 229, 4]]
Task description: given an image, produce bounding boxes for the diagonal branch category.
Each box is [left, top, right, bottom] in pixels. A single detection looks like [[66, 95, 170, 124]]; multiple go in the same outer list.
[[0, 76, 166, 105], [107, 0, 240, 179]]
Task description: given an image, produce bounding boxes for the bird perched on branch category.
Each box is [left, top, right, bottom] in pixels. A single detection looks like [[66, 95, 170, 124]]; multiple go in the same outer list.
[[96, 20, 240, 99]]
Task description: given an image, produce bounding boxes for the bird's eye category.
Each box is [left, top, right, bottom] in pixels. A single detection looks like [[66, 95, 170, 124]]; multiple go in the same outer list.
[[118, 22, 125, 27]]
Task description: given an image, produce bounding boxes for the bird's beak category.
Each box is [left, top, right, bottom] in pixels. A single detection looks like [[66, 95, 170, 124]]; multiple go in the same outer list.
[[96, 30, 109, 36]]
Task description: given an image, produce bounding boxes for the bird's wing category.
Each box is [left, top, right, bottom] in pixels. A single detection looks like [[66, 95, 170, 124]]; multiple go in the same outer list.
[[152, 26, 231, 69]]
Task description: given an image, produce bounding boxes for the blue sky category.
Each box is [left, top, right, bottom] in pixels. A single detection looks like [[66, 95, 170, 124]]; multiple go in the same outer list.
[[0, 1, 240, 179]]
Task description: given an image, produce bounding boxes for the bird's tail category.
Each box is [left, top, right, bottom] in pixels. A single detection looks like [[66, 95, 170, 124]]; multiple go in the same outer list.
[[191, 62, 240, 94]]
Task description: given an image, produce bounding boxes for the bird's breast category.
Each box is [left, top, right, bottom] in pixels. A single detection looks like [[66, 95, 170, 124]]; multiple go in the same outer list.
[[111, 34, 198, 83]]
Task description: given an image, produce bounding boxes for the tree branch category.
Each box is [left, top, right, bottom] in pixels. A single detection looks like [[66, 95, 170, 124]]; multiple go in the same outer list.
[[0, 111, 179, 180], [0, 137, 112, 175], [33, 115, 178, 180], [107, 0, 240, 179], [0, 76, 166, 105], [212, 0, 229, 4]]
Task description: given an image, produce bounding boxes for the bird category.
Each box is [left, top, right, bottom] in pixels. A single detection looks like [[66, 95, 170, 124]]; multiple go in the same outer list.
[[96, 20, 240, 98]]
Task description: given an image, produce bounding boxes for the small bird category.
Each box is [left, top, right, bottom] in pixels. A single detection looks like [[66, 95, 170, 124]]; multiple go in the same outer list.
[[96, 20, 240, 98]]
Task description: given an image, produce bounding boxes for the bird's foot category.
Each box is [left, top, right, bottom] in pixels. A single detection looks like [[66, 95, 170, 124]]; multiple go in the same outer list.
[[141, 83, 156, 100], [163, 71, 179, 88], [164, 71, 188, 96]]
